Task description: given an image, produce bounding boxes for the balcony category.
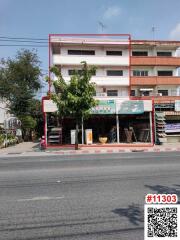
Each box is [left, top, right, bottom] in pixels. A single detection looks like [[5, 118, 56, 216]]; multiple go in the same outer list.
[[131, 56, 180, 66], [52, 55, 129, 66], [131, 76, 180, 85], [131, 95, 180, 103], [94, 92, 129, 101], [63, 76, 129, 86]]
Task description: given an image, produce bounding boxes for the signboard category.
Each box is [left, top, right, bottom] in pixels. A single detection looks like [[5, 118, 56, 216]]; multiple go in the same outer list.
[[44, 100, 58, 112], [117, 100, 144, 114], [175, 100, 180, 111], [85, 129, 93, 144], [165, 123, 180, 133], [91, 100, 116, 114]]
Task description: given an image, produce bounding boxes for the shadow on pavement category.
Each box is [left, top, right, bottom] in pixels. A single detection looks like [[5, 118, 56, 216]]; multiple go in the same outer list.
[[112, 203, 144, 226], [145, 184, 180, 203]]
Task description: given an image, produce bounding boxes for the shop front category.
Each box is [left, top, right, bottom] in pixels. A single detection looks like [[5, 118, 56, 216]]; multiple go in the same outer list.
[[154, 100, 180, 144], [42, 98, 153, 147]]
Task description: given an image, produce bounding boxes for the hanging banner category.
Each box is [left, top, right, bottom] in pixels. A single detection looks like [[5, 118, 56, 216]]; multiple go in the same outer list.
[[91, 100, 116, 114], [165, 123, 180, 133], [117, 100, 144, 114]]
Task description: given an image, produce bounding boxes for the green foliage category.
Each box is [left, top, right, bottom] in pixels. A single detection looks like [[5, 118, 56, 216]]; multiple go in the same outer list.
[[0, 49, 41, 115], [0, 135, 4, 145], [51, 61, 98, 120], [19, 116, 37, 130], [0, 49, 43, 138]]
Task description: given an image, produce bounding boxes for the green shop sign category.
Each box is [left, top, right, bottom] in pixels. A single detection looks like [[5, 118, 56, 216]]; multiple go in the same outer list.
[[117, 100, 144, 114], [91, 100, 116, 114]]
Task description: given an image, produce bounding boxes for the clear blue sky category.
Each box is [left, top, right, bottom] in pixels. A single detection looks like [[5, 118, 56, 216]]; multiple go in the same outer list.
[[1, 0, 180, 95]]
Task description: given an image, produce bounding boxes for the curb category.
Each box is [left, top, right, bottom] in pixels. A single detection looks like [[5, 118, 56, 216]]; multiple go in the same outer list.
[[45, 147, 180, 155]]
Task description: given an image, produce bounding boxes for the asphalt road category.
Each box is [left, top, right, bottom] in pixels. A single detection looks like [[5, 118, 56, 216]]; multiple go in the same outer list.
[[0, 152, 180, 240]]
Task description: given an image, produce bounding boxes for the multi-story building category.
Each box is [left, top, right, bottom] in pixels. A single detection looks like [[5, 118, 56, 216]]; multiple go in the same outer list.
[[42, 34, 180, 147], [131, 40, 180, 143], [131, 40, 180, 100]]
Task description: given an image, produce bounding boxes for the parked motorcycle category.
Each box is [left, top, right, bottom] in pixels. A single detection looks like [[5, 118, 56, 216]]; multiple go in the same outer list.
[[40, 136, 46, 150]]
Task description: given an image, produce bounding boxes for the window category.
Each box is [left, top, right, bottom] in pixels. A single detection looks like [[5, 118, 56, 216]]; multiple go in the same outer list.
[[133, 70, 148, 76], [132, 51, 148, 56], [107, 90, 118, 96], [68, 69, 96, 76], [106, 51, 122, 56], [68, 70, 83, 75], [52, 45, 60, 54], [107, 70, 123, 76], [158, 90, 168, 96], [130, 90, 136, 96], [141, 91, 150, 96], [157, 71, 173, 76], [157, 52, 172, 57], [68, 50, 95, 55]]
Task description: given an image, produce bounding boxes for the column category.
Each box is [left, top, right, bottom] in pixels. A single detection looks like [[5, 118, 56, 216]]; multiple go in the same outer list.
[[149, 111, 153, 144], [44, 112, 47, 146], [81, 117, 84, 144], [116, 114, 120, 143]]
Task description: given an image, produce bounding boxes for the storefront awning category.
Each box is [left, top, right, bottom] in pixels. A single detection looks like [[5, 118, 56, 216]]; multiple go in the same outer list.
[[43, 99, 152, 114]]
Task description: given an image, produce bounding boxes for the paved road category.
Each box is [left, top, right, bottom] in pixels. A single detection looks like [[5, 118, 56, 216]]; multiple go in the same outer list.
[[0, 152, 180, 240]]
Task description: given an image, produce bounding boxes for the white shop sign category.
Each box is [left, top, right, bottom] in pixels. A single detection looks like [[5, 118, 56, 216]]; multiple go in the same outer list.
[[44, 100, 58, 112]]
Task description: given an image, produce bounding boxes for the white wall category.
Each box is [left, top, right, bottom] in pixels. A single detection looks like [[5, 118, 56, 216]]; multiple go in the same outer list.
[[95, 86, 129, 97], [52, 45, 129, 66], [0, 102, 10, 126]]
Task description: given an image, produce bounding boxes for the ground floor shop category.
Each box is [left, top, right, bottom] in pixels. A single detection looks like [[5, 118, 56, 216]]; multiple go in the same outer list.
[[42, 98, 153, 147], [155, 100, 180, 144]]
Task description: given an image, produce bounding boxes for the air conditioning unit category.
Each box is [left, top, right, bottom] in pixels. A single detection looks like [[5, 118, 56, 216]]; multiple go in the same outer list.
[[97, 92, 107, 97]]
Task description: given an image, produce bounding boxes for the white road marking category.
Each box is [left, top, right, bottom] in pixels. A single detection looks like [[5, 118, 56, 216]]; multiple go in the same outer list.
[[56, 180, 61, 183], [17, 196, 64, 202]]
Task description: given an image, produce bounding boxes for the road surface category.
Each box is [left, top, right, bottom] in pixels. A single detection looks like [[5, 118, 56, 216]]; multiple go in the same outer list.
[[0, 152, 180, 240]]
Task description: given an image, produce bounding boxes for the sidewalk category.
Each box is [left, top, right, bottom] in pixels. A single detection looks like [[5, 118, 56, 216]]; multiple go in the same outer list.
[[0, 142, 180, 157], [0, 142, 40, 154]]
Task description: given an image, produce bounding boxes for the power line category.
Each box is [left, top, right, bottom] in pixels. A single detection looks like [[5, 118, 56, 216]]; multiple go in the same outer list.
[[0, 39, 48, 44], [0, 36, 47, 41], [0, 36, 48, 47], [0, 44, 48, 47]]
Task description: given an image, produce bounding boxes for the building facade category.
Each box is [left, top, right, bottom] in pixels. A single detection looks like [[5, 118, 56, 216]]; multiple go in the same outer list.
[[130, 40, 180, 143], [42, 34, 180, 147]]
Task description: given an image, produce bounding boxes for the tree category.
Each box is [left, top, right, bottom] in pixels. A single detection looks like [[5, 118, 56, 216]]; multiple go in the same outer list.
[[51, 62, 98, 150], [0, 49, 42, 140]]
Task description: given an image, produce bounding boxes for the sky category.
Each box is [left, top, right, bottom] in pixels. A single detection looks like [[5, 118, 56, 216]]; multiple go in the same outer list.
[[1, 0, 180, 96]]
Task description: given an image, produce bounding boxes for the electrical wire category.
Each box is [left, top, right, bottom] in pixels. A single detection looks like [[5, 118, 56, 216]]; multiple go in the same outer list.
[[0, 36, 48, 47], [0, 36, 47, 41], [0, 44, 48, 47]]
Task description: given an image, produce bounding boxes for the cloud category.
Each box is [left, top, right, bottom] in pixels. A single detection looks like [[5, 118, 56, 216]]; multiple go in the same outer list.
[[103, 6, 122, 20], [169, 23, 180, 40]]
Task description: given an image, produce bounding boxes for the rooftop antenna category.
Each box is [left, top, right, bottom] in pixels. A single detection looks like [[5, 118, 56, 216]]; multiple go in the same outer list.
[[98, 21, 107, 33], [151, 25, 156, 41]]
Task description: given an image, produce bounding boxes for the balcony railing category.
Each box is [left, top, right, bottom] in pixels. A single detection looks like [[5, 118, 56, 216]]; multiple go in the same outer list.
[[53, 55, 129, 66], [131, 56, 180, 66], [131, 76, 180, 85], [62, 76, 129, 86], [95, 92, 129, 99], [130, 94, 180, 103]]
